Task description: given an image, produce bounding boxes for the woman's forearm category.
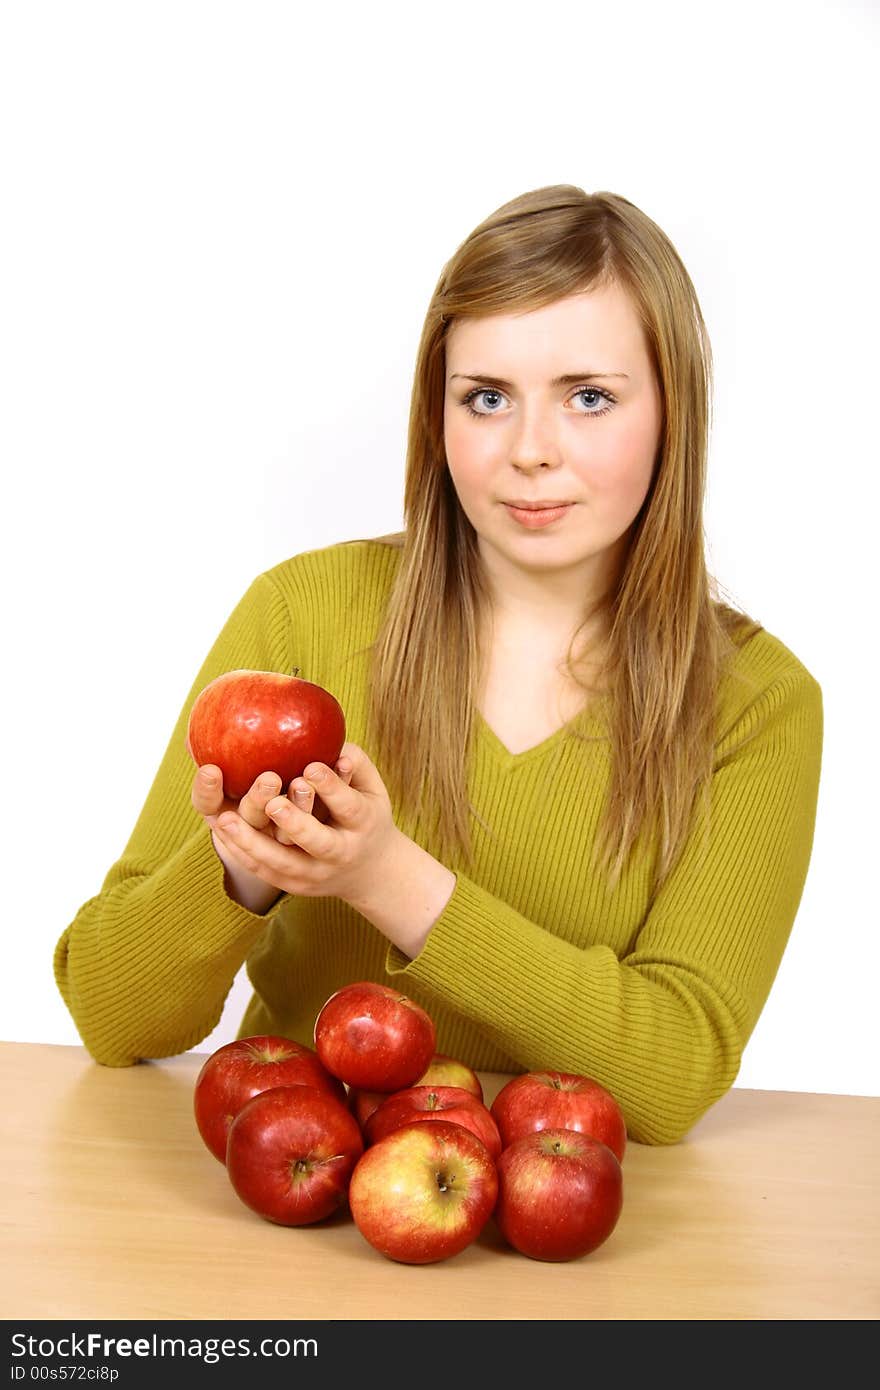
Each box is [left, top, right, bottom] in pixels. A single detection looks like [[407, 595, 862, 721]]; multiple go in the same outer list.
[[344, 828, 457, 960], [54, 828, 279, 1066]]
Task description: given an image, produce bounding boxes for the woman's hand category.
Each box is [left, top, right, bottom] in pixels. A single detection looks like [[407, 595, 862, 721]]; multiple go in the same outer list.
[[192, 757, 353, 834], [192, 755, 355, 913], [208, 741, 400, 905]]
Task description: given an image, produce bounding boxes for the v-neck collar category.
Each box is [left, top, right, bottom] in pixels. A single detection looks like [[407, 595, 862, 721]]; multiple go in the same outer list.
[[474, 699, 607, 768]]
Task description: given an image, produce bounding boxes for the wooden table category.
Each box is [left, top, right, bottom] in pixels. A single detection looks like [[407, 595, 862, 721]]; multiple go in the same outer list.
[[1, 1042, 877, 1320]]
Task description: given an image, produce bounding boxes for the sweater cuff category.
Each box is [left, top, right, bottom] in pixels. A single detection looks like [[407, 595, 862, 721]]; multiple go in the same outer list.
[[180, 823, 290, 943], [117, 824, 291, 993]]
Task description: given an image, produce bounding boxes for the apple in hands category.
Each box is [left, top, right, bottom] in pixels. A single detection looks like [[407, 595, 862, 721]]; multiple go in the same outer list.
[[364, 1085, 502, 1160], [314, 981, 436, 1092], [349, 1121, 498, 1264], [193, 1035, 346, 1163], [225, 1084, 364, 1226], [186, 668, 346, 801], [490, 1071, 627, 1163], [494, 1129, 623, 1261]]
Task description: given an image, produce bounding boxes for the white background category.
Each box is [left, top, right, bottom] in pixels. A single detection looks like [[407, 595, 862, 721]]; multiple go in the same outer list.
[[2, 0, 877, 1096]]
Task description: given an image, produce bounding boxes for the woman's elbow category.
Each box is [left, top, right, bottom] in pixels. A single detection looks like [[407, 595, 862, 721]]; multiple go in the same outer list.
[[624, 1075, 739, 1146]]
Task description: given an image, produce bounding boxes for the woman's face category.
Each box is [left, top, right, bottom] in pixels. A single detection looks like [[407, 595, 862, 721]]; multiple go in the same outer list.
[[443, 283, 664, 616]]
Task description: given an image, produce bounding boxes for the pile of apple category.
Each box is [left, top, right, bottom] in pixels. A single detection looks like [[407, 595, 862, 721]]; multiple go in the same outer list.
[[194, 982, 625, 1264]]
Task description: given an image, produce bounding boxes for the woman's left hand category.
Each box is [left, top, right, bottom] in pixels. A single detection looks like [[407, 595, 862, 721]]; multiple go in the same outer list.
[[211, 741, 400, 905]]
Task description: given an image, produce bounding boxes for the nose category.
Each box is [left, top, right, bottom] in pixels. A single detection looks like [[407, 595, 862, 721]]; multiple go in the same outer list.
[[513, 456, 557, 475], [510, 401, 562, 472]]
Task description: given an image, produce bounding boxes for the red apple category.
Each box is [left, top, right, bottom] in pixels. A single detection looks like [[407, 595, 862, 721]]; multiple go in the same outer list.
[[495, 1129, 623, 1261], [186, 667, 346, 801], [349, 1121, 498, 1263], [347, 1086, 388, 1131], [225, 1084, 363, 1226], [314, 981, 436, 1092], [490, 1071, 627, 1163], [415, 1053, 483, 1102], [365, 1085, 502, 1160], [193, 1034, 346, 1163]]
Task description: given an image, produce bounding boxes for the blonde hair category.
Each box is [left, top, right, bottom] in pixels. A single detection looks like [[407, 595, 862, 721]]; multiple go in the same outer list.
[[356, 185, 763, 893]]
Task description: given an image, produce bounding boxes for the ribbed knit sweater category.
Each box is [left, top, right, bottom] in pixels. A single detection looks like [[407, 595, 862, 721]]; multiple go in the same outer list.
[[54, 538, 824, 1145]]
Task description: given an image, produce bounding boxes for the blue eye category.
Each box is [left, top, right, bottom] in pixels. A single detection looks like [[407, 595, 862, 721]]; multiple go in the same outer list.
[[460, 385, 616, 419]]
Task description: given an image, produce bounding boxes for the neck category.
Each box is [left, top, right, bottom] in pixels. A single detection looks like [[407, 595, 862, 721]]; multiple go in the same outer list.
[[479, 603, 610, 687]]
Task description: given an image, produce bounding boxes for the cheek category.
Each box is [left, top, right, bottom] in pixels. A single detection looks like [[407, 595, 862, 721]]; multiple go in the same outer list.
[[445, 405, 477, 457], [444, 410, 490, 496], [582, 419, 657, 515]]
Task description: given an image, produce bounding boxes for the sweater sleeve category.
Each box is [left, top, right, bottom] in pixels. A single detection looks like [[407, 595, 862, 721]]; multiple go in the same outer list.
[[53, 571, 295, 1067], [384, 670, 824, 1145]]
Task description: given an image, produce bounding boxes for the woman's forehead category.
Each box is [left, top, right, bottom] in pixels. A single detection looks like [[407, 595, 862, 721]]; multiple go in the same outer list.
[[445, 287, 647, 381]]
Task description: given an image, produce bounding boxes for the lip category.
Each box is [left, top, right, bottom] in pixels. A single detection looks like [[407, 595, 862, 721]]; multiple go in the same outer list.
[[504, 501, 574, 528], [504, 499, 573, 510]]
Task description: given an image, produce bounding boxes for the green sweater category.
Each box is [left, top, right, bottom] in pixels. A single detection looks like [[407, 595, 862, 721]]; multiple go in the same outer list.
[[54, 539, 824, 1144]]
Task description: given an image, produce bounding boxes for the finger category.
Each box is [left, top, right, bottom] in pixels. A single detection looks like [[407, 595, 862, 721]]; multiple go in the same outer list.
[[291, 756, 353, 806], [278, 758, 351, 840], [314, 761, 355, 822], [238, 771, 283, 830], [261, 787, 339, 858], [329, 743, 386, 799], [215, 808, 332, 877], [192, 765, 225, 817], [212, 822, 281, 884], [274, 778, 313, 846], [298, 759, 361, 826]]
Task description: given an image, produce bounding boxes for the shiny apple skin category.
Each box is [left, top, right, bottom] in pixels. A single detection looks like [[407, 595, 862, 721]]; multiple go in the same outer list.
[[347, 1086, 388, 1131], [225, 1084, 363, 1226], [314, 981, 436, 1092], [490, 1070, 627, 1163], [186, 669, 346, 799], [349, 1120, 499, 1264], [193, 1035, 346, 1164], [415, 1054, 484, 1102], [495, 1128, 623, 1261], [364, 1085, 502, 1159]]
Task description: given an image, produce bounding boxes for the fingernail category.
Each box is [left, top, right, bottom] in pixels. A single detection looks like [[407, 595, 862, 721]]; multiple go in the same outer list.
[[307, 765, 326, 782]]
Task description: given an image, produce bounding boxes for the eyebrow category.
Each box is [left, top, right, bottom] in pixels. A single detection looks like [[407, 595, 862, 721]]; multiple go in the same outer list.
[[449, 371, 629, 388]]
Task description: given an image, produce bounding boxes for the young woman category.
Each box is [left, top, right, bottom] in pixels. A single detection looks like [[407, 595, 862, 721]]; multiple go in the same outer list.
[[54, 185, 823, 1145]]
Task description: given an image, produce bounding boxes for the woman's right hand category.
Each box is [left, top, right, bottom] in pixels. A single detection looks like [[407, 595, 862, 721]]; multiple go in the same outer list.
[[191, 760, 353, 908]]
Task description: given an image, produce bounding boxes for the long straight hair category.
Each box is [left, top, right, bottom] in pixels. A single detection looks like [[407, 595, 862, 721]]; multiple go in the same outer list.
[[358, 186, 763, 893]]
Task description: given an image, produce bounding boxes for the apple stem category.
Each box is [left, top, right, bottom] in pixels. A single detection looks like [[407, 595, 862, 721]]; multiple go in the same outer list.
[[291, 667, 301, 678]]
